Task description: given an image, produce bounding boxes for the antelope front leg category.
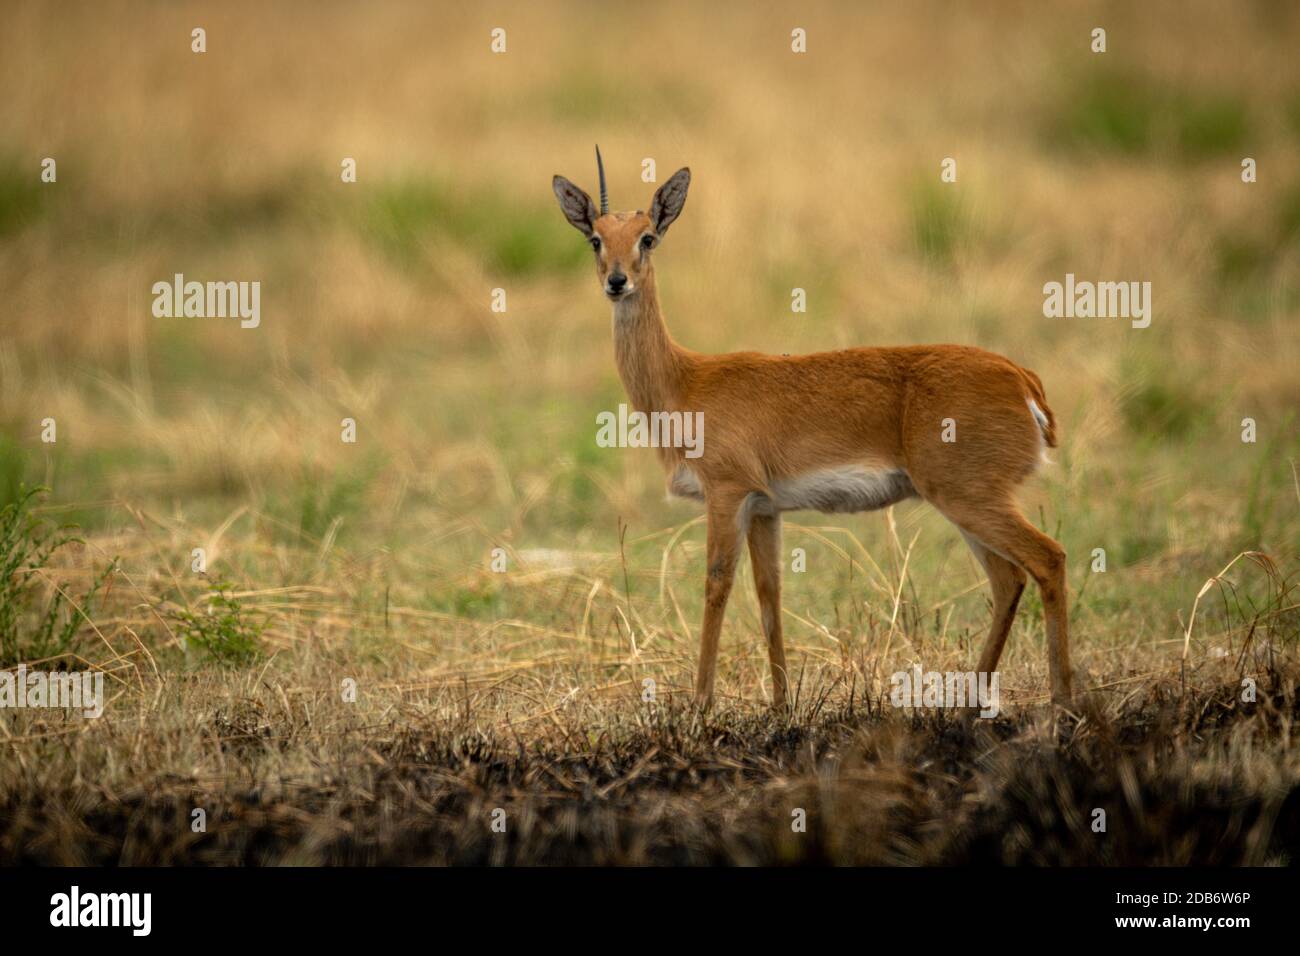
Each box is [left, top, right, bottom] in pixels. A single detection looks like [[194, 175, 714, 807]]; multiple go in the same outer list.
[[747, 512, 789, 710], [694, 493, 745, 708]]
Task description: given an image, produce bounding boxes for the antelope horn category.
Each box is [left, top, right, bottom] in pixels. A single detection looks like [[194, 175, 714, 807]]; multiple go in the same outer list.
[[595, 144, 609, 215]]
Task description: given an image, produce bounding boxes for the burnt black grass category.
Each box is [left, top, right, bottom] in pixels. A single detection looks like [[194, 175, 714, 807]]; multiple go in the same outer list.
[[2, 676, 1297, 865]]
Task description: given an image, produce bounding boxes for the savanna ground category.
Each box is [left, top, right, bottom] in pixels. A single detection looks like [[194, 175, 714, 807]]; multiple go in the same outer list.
[[0, 1, 1297, 865]]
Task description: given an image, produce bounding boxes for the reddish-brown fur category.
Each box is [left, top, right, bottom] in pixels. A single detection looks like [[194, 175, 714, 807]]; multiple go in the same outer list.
[[553, 165, 1072, 711]]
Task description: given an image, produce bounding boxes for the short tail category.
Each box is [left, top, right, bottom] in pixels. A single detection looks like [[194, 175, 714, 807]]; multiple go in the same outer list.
[[1018, 367, 1058, 448]]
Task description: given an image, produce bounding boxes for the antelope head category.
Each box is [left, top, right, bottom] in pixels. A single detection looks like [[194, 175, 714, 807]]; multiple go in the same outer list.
[[553, 146, 690, 301]]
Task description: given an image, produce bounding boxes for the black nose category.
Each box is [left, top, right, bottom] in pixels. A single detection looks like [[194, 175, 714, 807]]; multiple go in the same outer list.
[[607, 273, 627, 291]]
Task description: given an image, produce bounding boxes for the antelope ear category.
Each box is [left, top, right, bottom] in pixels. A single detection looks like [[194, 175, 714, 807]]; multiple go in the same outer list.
[[552, 175, 597, 237], [650, 167, 690, 236]]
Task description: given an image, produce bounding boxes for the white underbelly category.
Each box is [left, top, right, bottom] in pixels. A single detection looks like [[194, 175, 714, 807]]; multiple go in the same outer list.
[[669, 464, 917, 517], [763, 466, 916, 515]]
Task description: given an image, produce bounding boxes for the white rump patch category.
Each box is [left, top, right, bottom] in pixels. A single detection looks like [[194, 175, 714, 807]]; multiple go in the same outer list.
[[1027, 398, 1053, 464]]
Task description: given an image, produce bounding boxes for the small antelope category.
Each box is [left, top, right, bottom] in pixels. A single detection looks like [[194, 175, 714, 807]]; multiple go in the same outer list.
[[553, 149, 1071, 711]]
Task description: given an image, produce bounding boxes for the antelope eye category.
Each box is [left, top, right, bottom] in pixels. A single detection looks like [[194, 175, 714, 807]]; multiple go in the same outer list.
[[589, 236, 601, 251], [640, 234, 655, 249]]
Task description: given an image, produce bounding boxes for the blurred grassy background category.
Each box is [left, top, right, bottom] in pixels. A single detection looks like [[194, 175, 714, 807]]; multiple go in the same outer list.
[[0, 0, 1296, 705]]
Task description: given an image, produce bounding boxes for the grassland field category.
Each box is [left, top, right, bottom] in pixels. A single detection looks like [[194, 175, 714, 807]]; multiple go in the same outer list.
[[0, 1, 1297, 864]]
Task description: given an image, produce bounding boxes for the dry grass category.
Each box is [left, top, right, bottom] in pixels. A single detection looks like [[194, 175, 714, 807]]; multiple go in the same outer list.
[[0, 493, 1295, 864], [0, 1, 1298, 864], [3, 667, 1299, 865]]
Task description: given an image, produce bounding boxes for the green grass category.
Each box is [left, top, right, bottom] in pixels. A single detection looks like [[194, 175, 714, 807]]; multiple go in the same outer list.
[[1118, 359, 1211, 441], [763, 254, 843, 323], [539, 71, 709, 126], [0, 155, 47, 238], [1286, 89, 1300, 140], [265, 463, 379, 547], [0, 487, 110, 666], [1214, 181, 1300, 289], [362, 175, 590, 277], [1239, 420, 1295, 550], [1048, 72, 1250, 160], [0, 434, 28, 511], [168, 579, 265, 666], [907, 176, 971, 266], [420, 580, 507, 619]]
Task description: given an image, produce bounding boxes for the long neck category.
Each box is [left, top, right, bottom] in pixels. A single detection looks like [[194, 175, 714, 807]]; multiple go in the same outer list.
[[612, 267, 683, 412]]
